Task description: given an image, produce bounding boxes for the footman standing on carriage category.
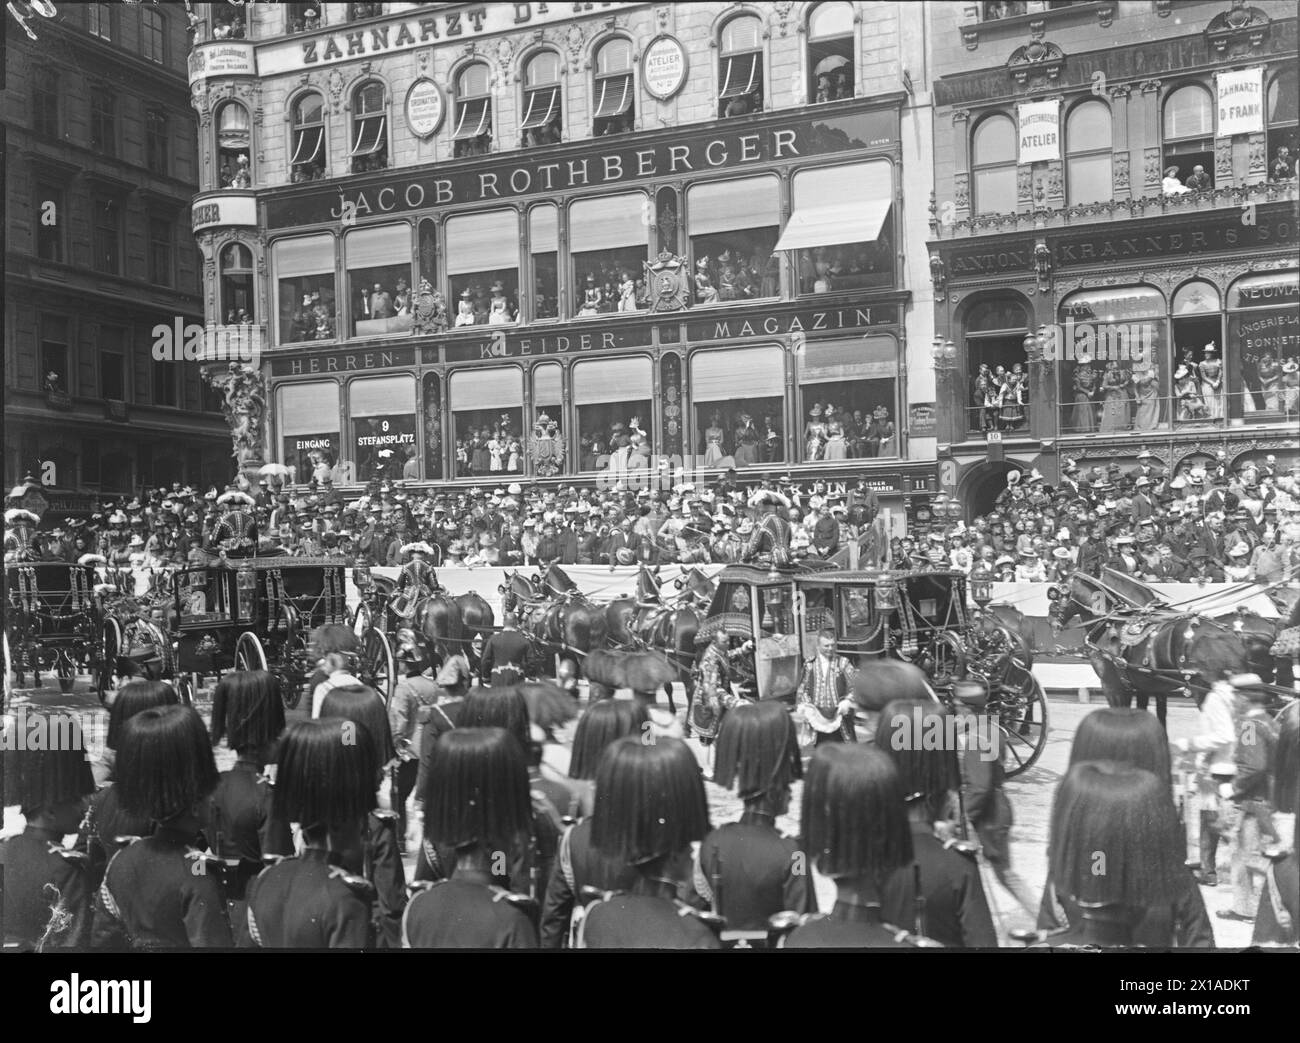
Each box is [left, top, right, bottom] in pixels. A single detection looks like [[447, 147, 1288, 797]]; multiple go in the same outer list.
[[3, 507, 39, 562], [741, 489, 793, 566], [209, 487, 258, 559], [1, 712, 96, 950]]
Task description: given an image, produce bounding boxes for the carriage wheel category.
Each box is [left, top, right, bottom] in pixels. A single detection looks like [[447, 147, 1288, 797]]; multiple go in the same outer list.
[[97, 617, 122, 703], [55, 651, 76, 694], [175, 673, 195, 708], [351, 601, 372, 638], [235, 632, 269, 673], [930, 632, 967, 687], [359, 627, 395, 707], [993, 670, 1050, 778]]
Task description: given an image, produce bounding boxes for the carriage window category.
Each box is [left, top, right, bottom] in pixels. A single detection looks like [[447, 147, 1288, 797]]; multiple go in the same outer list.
[[273, 234, 337, 344], [759, 587, 792, 635], [841, 586, 873, 638], [278, 381, 341, 484], [350, 375, 416, 485]]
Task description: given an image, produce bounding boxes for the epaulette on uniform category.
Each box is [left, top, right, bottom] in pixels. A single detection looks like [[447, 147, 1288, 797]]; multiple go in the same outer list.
[[489, 885, 536, 911], [49, 846, 90, 866], [407, 878, 446, 897], [327, 864, 377, 897], [942, 837, 980, 859]]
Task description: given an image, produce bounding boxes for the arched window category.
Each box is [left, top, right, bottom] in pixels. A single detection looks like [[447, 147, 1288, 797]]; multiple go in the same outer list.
[[963, 295, 1028, 434], [290, 92, 326, 182], [452, 62, 492, 158], [521, 51, 562, 149], [1267, 67, 1298, 182], [718, 15, 763, 119], [350, 81, 388, 173], [220, 242, 255, 324], [1065, 101, 1111, 206], [1162, 84, 1214, 192], [807, 2, 854, 104], [216, 102, 251, 188], [971, 114, 1017, 216], [285, 2, 321, 34], [593, 38, 634, 136]]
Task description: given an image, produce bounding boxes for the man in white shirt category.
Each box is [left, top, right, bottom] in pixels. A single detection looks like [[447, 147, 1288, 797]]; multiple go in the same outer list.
[[1172, 676, 1238, 887], [310, 649, 361, 719]]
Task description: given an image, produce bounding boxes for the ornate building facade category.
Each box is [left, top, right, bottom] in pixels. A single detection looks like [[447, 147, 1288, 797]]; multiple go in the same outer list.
[[927, 0, 1298, 517], [4, 2, 230, 513], [189, 1, 939, 526]]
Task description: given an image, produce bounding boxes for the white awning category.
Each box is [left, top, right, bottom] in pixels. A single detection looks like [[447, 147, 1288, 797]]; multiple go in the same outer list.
[[350, 375, 415, 417], [573, 356, 651, 405], [290, 126, 324, 166], [520, 86, 559, 130], [593, 75, 632, 119], [452, 98, 491, 140], [451, 368, 523, 411], [774, 198, 892, 253], [692, 345, 785, 401], [349, 114, 387, 157]]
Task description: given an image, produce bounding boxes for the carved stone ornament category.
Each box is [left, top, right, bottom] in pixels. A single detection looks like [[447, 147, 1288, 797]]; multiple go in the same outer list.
[[1113, 152, 1130, 191], [1143, 147, 1162, 188], [1018, 166, 1033, 202], [929, 254, 945, 293], [954, 173, 970, 211], [328, 68, 345, 113], [1215, 137, 1233, 178], [1247, 133, 1267, 174], [644, 252, 689, 313], [566, 23, 586, 71], [1205, 5, 1271, 59], [772, 1, 794, 36], [204, 362, 268, 473], [1007, 40, 1065, 89]]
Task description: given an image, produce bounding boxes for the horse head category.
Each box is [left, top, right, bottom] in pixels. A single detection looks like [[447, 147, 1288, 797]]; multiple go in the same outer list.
[[498, 569, 534, 613], [1049, 571, 1110, 632], [542, 564, 578, 598]]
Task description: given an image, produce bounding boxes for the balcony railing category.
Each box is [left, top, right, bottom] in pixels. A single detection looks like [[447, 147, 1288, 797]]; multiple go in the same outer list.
[[1056, 390, 1299, 437]]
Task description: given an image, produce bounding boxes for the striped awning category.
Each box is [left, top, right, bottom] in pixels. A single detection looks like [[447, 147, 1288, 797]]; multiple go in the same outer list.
[[593, 75, 632, 119], [520, 86, 559, 130], [719, 54, 760, 99], [290, 125, 324, 166], [349, 114, 387, 157], [451, 98, 491, 140]]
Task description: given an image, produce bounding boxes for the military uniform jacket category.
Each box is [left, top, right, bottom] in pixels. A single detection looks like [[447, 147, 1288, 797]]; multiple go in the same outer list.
[[201, 761, 294, 877], [540, 819, 639, 949], [784, 903, 917, 948], [245, 848, 374, 949], [582, 893, 721, 949], [403, 870, 538, 948], [92, 827, 234, 949], [694, 812, 817, 931], [0, 826, 92, 949], [76, 783, 153, 889], [480, 627, 531, 682], [880, 823, 997, 948], [1037, 872, 1213, 948]]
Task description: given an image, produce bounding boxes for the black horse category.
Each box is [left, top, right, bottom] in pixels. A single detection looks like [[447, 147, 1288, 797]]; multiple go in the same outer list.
[[1050, 570, 1251, 728], [499, 565, 607, 673]]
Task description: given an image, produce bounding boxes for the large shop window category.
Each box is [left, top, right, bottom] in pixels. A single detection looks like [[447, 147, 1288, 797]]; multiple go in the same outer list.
[[574, 357, 652, 474], [216, 103, 251, 188], [445, 209, 520, 327], [779, 161, 893, 294], [1162, 84, 1214, 192], [570, 193, 648, 316], [274, 234, 337, 344], [971, 114, 1017, 216], [521, 51, 563, 149], [593, 38, 635, 137], [290, 93, 326, 183], [807, 2, 855, 104], [279, 382, 342, 485], [531, 363, 564, 476], [691, 346, 785, 469], [718, 15, 763, 119], [220, 242, 255, 323], [350, 81, 389, 174], [453, 63, 493, 159], [964, 297, 1028, 435], [798, 336, 898, 461], [1268, 68, 1298, 182], [1171, 280, 1224, 428], [351, 376, 416, 483], [688, 176, 780, 305], [450, 369, 523, 478], [346, 224, 412, 338], [530, 205, 559, 320], [1229, 270, 1299, 422], [1065, 101, 1111, 206], [1058, 288, 1167, 436]]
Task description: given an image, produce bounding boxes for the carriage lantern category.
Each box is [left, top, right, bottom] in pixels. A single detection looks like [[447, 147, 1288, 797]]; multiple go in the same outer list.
[[970, 575, 993, 608], [874, 584, 899, 611]]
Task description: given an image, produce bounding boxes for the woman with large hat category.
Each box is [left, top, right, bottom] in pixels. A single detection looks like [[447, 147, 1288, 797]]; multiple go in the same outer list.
[[244, 718, 378, 947], [92, 705, 232, 948], [538, 700, 646, 948], [581, 736, 720, 948], [2, 711, 97, 949], [1036, 761, 1187, 947], [695, 701, 815, 940], [403, 728, 539, 947], [202, 670, 293, 936]]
